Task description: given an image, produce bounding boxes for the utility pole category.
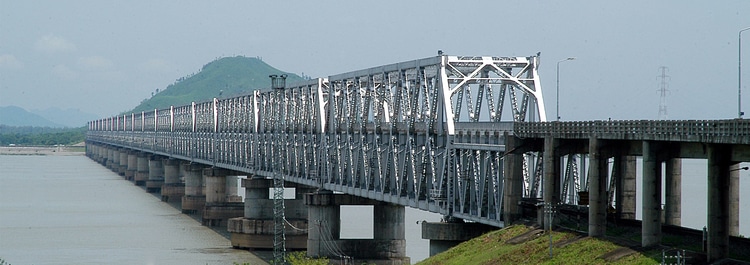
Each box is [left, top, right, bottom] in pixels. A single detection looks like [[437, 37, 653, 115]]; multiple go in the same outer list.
[[657, 67, 671, 120]]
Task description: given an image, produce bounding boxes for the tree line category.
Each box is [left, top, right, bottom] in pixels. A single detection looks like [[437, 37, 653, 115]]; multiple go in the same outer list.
[[0, 125, 85, 146]]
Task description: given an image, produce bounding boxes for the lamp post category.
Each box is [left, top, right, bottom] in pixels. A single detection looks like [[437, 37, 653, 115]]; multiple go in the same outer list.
[[739, 27, 750, 119], [556, 57, 576, 121]]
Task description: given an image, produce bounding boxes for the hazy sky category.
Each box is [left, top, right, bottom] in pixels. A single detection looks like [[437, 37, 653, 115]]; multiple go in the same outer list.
[[1, 1, 748, 120]]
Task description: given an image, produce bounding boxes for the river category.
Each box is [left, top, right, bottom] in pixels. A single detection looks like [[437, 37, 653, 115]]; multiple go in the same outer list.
[[0, 154, 747, 264], [0, 154, 441, 265]]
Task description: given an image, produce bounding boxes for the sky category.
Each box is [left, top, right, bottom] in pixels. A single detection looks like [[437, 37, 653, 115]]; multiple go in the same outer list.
[[0, 1, 748, 121]]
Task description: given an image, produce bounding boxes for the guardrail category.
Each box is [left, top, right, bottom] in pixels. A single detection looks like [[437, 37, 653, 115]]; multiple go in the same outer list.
[[514, 119, 750, 145]]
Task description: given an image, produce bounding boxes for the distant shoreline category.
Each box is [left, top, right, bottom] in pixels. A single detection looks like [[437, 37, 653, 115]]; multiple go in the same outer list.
[[0, 145, 85, 156]]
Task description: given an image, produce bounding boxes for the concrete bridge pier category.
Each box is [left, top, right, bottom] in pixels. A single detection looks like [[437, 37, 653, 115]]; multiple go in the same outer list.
[[707, 144, 732, 262], [104, 147, 120, 168], [160, 159, 185, 202], [125, 151, 138, 181], [305, 191, 410, 265], [642, 141, 663, 247], [614, 155, 637, 220], [502, 133, 524, 224], [664, 158, 682, 226], [202, 168, 243, 227], [119, 149, 131, 178], [588, 136, 609, 238], [729, 163, 740, 237], [181, 163, 206, 214], [146, 156, 164, 193], [228, 178, 311, 249], [108, 147, 118, 171], [542, 136, 561, 230], [134, 154, 149, 186]]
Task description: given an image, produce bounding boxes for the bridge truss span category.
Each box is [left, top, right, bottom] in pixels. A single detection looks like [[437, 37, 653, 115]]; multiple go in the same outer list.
[[87, 54, 547, 227]]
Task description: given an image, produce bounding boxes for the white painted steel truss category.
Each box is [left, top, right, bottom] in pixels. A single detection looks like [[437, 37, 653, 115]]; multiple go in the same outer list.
[[87, 55, 546, 227]]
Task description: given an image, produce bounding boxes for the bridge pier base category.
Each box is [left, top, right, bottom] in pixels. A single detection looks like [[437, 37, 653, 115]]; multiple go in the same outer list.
[[707, 144, 731, 262], [181, 163, 206, 214], [421, 221, 494, 257], [228, 178, 310, 250], [202, 169, 243, 227], [160, 159, 184, 202], [134, 154, 149, 186], [305, 191, 410, 265], [146, 155, 164, 193]]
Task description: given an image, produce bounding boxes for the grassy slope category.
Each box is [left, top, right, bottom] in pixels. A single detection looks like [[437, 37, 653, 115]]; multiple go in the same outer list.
[[131, 56, 305, 113], [417, 225, 660, 265]]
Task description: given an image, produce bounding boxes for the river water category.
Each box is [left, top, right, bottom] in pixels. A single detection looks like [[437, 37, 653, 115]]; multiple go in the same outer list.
[[0, 155, 747, 265], [0, 154, 441, 265]]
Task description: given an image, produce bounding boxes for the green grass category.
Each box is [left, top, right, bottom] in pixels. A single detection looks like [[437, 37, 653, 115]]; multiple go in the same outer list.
[[417, 225, 660, 265]]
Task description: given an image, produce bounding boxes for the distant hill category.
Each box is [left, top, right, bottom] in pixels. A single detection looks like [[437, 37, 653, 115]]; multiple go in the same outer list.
[[131, 56, 306, 113], [0, 106, 65, 127], [31, 107, 99, 128]]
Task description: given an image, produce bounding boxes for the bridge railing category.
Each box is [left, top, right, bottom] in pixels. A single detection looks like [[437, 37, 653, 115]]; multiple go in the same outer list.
[[514, 119, 750, 144]]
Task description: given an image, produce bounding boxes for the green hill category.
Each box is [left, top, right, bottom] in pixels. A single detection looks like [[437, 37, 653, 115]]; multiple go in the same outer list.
[[131, 56, 306, 113]]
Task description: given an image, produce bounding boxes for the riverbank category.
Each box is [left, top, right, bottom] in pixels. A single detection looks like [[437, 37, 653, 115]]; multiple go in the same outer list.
[[0, 144, 85, 156]]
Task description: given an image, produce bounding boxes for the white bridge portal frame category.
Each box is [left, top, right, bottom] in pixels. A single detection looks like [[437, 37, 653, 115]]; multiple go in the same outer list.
[[87, 54, 548, 227]]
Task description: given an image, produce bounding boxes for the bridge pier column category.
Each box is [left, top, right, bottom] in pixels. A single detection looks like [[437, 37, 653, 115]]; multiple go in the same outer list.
[[664, 158, 682, 226], [543, 136, 560, 230], [160, 159, 184, 202], [202, 168, 243, 227], [588, 136, 608, 237], [146, 156, 164, 193], [126, 151, 138, 180], [181, 163, 206, 214], [729, 163, 740, 237], [614, 155, 637, 220], [228, 178, 310, 250], [134, 154, 149, 186], [421, 222, 494, 257], [642, 141, 662, 247], [119, 149, 131, 178], [707, 144, 731, 262], [104, 147, 120, 170], [305, 192, 410, 265], [107, 147, 118, 171], [502, 133, 524, 224]]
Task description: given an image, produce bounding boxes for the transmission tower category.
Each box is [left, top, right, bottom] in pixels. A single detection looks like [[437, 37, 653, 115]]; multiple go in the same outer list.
[[657, 66, 671, 120], [270, 74, 287, 265]]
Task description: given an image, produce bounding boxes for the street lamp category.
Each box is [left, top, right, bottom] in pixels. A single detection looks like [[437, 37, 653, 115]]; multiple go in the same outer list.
[[739, 27, 750, 119], [556, 57, 576, 121]]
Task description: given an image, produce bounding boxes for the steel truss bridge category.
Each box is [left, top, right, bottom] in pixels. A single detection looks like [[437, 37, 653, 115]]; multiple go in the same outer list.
[[87, 55, 552, 227]]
